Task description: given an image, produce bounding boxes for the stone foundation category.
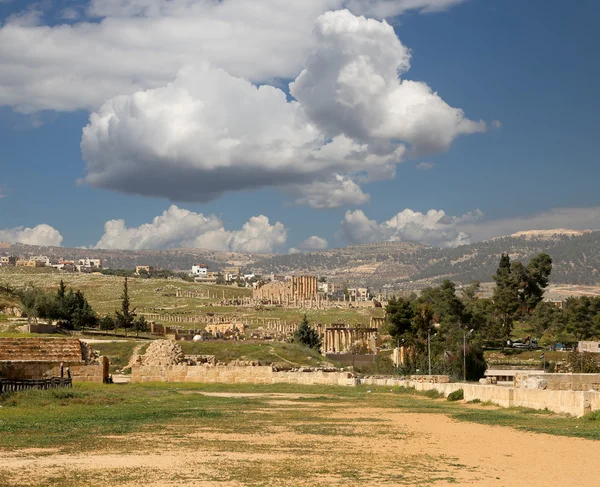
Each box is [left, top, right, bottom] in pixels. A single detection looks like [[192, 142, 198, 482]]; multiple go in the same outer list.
[[131, 365, 356, 386], [0, 361, 105, 382], [515, 373, 600, 391]]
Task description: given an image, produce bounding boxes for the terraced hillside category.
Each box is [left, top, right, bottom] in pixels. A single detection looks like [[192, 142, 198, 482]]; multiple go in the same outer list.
[[4, 229, 600, 290]]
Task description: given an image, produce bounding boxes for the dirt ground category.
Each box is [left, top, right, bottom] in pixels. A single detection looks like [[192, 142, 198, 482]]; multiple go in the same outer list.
[[1, 391, 600, 486]]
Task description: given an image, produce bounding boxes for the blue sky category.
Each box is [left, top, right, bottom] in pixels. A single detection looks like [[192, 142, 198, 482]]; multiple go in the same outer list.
[[1, 0, 599, 252]]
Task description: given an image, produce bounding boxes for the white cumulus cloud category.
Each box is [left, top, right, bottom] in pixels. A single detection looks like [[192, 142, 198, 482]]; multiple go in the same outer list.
[[0, 224, 64, 246], [94, 205, 287, 253], [81, 10, 484, 205], [416, 162, 435, 170], [340, 208, 482, 248], [288, 175, 370, 209], [0, 0, 468, 113], [299, 236, 329, 250]]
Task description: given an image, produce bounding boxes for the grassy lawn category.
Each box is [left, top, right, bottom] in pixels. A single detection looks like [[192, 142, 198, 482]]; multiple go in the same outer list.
[[90, 341, 150, 373]]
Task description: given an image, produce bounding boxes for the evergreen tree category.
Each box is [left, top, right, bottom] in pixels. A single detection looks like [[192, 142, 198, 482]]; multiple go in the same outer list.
[[115, 277, 136, 336], [293, 315, 321, 350], [385, 296, 414, 341], [134, 315, 149, 337], [99, 315, 116, 332], [492, 253, 520, 345]]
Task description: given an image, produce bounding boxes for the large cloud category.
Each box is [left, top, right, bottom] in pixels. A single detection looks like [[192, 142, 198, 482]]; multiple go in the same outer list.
[[0, 0, 467, 113], [0, 224, 64, 246], [340, 208, 482, 247], [81, 10, 484, 205], [95, 205, 287, 253]]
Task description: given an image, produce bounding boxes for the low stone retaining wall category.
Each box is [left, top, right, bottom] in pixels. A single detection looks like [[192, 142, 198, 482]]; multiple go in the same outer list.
[[131, 365, 355, 386], [0, 361, 105, 382], [515, 373, 600, 392]]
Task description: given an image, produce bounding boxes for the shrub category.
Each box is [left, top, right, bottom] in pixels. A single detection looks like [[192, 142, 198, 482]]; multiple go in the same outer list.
[[447, 389, 464, 401], [422, 389, 443, 399]]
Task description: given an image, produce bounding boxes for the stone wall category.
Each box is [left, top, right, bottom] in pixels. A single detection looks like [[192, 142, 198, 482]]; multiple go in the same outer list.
[[515, 373, 600, 391], [0, 361, 105, 382], [358, 377, 597, 416], [131, 365, 356, 386]]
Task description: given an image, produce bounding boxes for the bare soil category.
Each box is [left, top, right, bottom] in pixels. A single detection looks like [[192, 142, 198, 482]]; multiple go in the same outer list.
[[1, 394, 599, 486]]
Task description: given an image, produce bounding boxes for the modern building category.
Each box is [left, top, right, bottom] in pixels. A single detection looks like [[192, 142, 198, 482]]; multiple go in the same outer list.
[[29, 255, 50, 265], [135, 265, 154, 275], [578, 341, 600, 353], [16, 259, 43, 268], [77, 258, 103, 272], [348, 287, 369, 301], [191, 264, 208, 276], [223, 266, 241, 282]]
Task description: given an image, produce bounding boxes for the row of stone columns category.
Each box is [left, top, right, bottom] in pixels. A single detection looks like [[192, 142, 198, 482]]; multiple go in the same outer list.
[[321, 327, 378, 354]]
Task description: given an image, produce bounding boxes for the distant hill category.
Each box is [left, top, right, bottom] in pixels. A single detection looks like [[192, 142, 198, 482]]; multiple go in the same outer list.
[[3, 229, 600, 289]]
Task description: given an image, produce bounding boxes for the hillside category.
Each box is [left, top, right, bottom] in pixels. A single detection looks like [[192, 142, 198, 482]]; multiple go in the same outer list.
[[3, 230, 600, 290], [248, 231, 600, 289]]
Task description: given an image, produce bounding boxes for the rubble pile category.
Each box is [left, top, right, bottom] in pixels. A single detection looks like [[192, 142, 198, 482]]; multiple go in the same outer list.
[[228, 359, 262, 367], [142, 340, 185, 366], [80, 341, 100, 364]]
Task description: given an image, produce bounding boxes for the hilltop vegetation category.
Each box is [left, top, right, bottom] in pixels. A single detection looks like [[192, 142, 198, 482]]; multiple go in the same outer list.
[[4, 230, 600, 290]]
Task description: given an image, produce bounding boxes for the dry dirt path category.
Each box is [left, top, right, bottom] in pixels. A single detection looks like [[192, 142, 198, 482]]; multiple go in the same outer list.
[[1, 399, 599, 486]]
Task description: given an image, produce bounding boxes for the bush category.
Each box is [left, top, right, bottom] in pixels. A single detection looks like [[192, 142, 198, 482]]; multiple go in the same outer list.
[[567, 352, 600, 373], [422, 389, 443, 399], [447, 389, 464, 401]]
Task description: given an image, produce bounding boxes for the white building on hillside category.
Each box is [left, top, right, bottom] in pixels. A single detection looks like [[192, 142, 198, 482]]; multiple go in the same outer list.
[[191, 264, 208, 277]]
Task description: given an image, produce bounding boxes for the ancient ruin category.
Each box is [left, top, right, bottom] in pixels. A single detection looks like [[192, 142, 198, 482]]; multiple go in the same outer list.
[[315, 324, 379, 354], [253, 276, 320, 305], [0, 338, 107, 382]]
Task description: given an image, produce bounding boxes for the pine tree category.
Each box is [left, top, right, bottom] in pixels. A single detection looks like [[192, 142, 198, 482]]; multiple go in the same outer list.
[[492, 253, 520, 345], [293, 314, 321, 350], [115, 277, 136, 336]]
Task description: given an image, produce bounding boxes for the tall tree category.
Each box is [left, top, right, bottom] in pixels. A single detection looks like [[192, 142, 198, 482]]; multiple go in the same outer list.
[[115, 277, 136, 336], [411, 302, 435, 341], [492, 253, 520, 345], [385, 296, 414, 341], [293, 314, 321, 350]]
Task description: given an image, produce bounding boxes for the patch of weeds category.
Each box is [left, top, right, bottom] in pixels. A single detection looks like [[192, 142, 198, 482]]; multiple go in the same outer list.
[[447, 389, 464, 402], [421, 389, 443, 399], [467, 399, 481, 404], [584, 410, 600, 421]]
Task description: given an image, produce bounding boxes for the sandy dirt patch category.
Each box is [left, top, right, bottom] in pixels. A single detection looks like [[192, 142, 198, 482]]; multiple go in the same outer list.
[[1, 405, 599, 486]]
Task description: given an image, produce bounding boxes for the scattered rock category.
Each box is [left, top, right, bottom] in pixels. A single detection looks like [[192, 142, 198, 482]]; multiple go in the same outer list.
[[142, 340, 185, 366], [521, 377, 548, 390]]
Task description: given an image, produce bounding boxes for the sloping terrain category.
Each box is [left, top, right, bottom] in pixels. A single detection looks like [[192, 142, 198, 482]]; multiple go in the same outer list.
[[4, 230, 600, 289]]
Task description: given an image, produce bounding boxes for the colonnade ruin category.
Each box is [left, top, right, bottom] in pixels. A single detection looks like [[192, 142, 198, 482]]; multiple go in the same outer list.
[[315, 324, 379, 354]]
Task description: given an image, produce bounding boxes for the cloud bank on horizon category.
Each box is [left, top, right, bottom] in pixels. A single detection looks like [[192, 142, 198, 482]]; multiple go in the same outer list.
[[3, 206, 600, 251], [94, 205, 287, 253], [0, 224, 63, 247]]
